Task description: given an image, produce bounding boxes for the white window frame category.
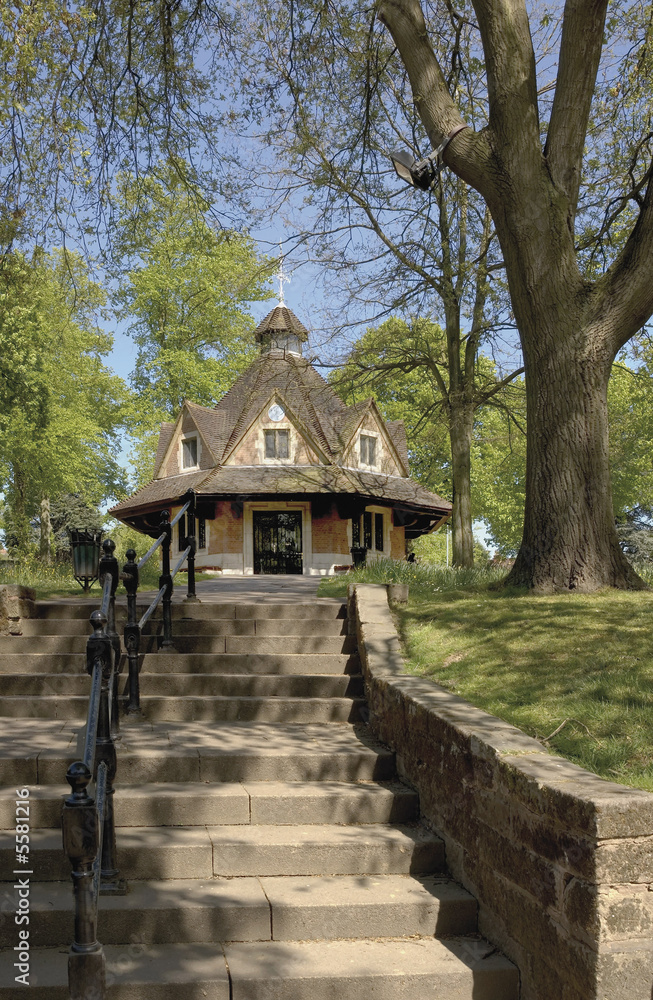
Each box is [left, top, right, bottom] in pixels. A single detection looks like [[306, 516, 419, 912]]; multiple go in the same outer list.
[[180, 433, 200, 471], [261, 424, 292, 464], [359, 432, 379, 469]]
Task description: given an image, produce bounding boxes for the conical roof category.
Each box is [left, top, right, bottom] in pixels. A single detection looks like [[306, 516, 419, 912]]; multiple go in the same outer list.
[[253, 305, 309, 344]]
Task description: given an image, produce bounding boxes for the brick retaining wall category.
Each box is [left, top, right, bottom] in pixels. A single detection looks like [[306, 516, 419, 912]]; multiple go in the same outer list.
[[351, 583, 653, 1000]]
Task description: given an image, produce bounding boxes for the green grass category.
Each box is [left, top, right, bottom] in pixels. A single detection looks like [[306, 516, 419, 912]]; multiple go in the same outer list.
[[316, 558, 506, 599], [321, 560, 653, 791], [0, 557, 213, 599]]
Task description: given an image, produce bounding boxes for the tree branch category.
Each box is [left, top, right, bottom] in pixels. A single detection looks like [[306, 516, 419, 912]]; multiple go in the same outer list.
[[376, 0, 490, 191], [469, 0, 540, 158], [600, 162, 653, 352], [545, 0, 609, 226]]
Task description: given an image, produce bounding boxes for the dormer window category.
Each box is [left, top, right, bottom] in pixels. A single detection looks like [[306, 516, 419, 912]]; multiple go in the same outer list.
[[265, 428, 289, 460], [360, 434, 377, 467], [182, 436, 198, 469]]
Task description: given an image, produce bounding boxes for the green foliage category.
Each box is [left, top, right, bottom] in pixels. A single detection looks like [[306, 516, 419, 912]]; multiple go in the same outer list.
[[0, 250, 128, 554], [317, 559, 506, 599], [111, 170, 275, 485], [0, 1, 234, 246], [49, 494, 104, 559]]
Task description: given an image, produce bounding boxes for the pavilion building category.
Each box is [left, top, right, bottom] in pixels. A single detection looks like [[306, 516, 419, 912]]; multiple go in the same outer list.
[[110, 304, 451, 574]]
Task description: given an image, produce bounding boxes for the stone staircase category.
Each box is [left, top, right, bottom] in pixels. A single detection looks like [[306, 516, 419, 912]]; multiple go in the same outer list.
[[0, 596, 519, 998]]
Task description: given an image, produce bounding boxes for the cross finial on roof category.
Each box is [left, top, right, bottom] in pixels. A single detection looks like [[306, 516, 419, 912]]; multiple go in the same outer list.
[[276, 243, 290, 306]]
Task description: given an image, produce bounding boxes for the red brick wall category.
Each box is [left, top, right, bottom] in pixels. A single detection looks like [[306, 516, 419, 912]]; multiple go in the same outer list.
[[390, 524, 405, 560], [312, 504, 350, 555], [209, 501, 243, 555]]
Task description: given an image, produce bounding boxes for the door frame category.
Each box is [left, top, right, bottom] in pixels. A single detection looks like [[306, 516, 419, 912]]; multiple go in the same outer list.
[[243, 501, 312, 575]]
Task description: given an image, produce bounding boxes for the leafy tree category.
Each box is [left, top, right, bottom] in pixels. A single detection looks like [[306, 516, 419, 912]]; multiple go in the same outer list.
[[236, 0, 653, 591], [0, 2, 235, 247], [0, 250, 127, 556], [373, 0, 653, 591], [337, 316, 522, 565], [111, 171, 275, 484]]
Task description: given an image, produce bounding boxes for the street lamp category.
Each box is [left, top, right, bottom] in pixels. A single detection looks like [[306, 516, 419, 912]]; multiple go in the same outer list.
[[390, 125, 470, 191], [69, 530, 103, 592]]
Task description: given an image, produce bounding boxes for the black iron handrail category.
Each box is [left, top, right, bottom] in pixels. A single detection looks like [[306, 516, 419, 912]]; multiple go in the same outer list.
[[62, 546, 126, 1000], [62, 504, 199, 998], [122, 502, 198, 716]]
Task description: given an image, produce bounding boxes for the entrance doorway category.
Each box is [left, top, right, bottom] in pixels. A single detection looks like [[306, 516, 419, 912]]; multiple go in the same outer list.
[[253, 510, 303, 574]]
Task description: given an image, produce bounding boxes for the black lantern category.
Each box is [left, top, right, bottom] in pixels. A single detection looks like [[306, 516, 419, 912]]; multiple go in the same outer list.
[[69, 530, 103, 592]]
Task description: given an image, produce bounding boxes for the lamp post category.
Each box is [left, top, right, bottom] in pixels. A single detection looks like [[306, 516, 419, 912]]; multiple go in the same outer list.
[[69, 531, 103, 592]]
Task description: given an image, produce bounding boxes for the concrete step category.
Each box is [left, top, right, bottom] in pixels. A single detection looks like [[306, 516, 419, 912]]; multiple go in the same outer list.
[[0, 694, 365, 723], [0, 780, 416, 830], [0, 652, 359, 675], [11, 874, 476, 949], [0, 634, 357, 654], [0, 721, 396, 786], [0, 673, 364, 699], [15, 617, 350, 637], [32, 601, 347, 621], [0, 823, 443, 881], [209, 822, 444, 877], [0, 938, 519, 999], [223, 938, 519, 1000]]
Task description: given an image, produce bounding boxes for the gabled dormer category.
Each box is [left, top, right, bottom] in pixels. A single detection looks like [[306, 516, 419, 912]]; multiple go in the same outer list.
[[224, 393, 329, 467], [339, 399, 409, 477], [155, 401, 217, 479]]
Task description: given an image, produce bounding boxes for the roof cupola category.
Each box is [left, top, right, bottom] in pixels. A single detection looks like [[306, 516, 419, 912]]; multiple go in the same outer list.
[[253, 305, 309, 355]]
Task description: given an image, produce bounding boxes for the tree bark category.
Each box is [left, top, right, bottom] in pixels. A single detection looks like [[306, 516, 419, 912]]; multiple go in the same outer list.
[[449, 401, 475, 567], [506, 322, 645, 591], [40, 497, 51, 564]]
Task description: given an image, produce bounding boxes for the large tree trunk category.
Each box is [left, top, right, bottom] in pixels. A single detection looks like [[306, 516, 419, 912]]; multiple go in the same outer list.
[[449, 402, 474, 567], [506, 324, 644, 591]]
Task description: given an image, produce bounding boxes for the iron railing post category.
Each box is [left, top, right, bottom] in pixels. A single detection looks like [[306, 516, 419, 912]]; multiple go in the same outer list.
[[88, 614, 126, 896], [159, 510, 174, 652], [122, 549, 142, 716], [62, 761, 105, 1000], [185, 534, 199, 603], [99, 540, 121, 739]]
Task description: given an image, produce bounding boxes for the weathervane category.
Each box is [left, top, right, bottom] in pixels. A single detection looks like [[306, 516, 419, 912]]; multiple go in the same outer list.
[[276, 243, 290, 306]]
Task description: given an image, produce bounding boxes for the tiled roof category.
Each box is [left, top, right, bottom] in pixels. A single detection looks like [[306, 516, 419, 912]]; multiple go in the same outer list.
[[110, 470, 211, 514], [386, 421, 409, 471], [153, 423, 175, 475], [217, 352, 348, 463], [253, 305, 309, 343], [110, 464, 451, 516]]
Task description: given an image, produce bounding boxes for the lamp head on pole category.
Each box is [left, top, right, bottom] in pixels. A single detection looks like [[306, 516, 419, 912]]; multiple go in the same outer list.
[[390, 125, 470, 192]]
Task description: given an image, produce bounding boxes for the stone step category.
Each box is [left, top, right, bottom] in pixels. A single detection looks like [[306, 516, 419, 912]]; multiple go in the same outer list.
[[0, 672, 364, 699], [16, 617, 350, 637], [0, 780, 417, 830], [10, 874, 476, 949], [32, 601, 347, 621], [0, 823, 443, 881], [0, 634, 357, 654], [0, 938, 519, 1000], [223, 938, 519, 1000], [0, 652, 360, 675], [0, 694, 365, 724], [1, 720, 396, 786]]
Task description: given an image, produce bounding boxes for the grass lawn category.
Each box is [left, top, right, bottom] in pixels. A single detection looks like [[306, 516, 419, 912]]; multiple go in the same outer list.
[[0, 559, 215, 600], [318, 562, 653, 791]]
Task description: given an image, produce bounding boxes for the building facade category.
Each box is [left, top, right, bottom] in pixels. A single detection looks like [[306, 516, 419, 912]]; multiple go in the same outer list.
[[111, 305, 452, 575]]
